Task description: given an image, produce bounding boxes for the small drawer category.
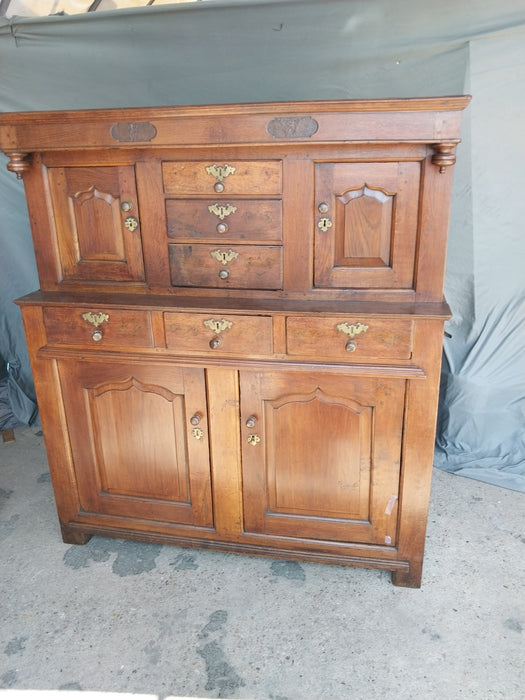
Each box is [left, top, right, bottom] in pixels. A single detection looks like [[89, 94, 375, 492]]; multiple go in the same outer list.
[[165, 313, 273, 355], [166, 199, 282, 241], [43, 307, 153, 348], [169, 244, 283, 290], [162, 160, 282, 196], [286, 317, 413, 360]]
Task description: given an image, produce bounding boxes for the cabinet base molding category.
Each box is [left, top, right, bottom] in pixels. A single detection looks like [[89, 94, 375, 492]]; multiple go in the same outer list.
[[59, 520, 415, 586]]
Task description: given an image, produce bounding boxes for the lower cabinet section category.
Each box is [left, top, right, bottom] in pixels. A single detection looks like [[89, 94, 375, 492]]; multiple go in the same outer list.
[[28, 340, 438, 588]]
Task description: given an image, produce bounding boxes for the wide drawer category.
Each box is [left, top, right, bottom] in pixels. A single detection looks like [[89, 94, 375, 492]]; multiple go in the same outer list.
[[164, 312, 273, 355], [169, 244, 283, 290], [166, 198, 282, 241], [162, 160, 282, 196], [43, 307, 154, 348], [286, 316, 413, 360]]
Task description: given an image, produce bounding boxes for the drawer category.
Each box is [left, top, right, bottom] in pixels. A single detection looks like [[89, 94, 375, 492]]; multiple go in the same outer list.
[[164, 312, 273, 355], [166, 199, 282, 241], [162, 160, 282, 196], [43, 307, 153, 348], [286, 317, 413, 360], [169, 244, 283, 290]]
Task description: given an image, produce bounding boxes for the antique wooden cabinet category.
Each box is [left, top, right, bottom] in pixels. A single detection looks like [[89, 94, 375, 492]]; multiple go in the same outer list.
[[0, 97, 470, 586]]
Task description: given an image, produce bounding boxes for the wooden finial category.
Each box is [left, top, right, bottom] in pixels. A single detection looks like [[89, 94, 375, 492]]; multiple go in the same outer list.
[[431, 143, 457, 173], [6, 152, 32, 179]]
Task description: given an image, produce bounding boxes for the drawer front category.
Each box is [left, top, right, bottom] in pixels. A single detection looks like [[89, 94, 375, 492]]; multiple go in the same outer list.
[[169, 244, 283, 290], [286, 317, 413, 360], [43, 307, 153, 348], [165, 313, 273, 355], [166, 199, 282, 241], [162, 160, 282, 195]]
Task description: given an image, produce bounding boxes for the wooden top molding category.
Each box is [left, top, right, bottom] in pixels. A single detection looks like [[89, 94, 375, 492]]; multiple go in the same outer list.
[[0, 96, 471, 152]]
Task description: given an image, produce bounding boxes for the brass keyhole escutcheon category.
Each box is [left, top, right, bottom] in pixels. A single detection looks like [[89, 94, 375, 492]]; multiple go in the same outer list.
[[318, 216, 333, 232], [124, 216, 138, 232], [247, 434, 261, 446], [191, 427, 204, 440]]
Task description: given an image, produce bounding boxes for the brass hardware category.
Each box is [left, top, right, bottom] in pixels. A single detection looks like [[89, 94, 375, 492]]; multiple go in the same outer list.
[[336, 322, 369, 339], [216, 222, 228, 234], [82, 312, 110, 329], [318, 202, 329, 213], [247, 434, 261, 446], [124, 216, 138, 232], [191, 427, 204, 440], [209, 337, 222, 350], [210, 249, 239, 265], [120, 201, 132, 212], [92, 330, 103, 342], [206, 163, 236, 183], [203, 319, 233, 334], [214, 182, 225, 193], [218, 269, 230, 280], [246, 416, 257, 428], [190, 414, 202, 426], [208, 203, 237, 220], [318, 217, 333, 232], [345, 341, 357, 353]]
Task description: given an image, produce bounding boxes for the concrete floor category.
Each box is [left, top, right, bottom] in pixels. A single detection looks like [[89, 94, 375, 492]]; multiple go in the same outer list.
[[1, 426, 524, 700]]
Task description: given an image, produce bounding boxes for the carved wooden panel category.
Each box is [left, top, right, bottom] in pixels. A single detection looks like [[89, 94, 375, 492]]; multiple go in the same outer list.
[[240, 371, 405, 545], [314, 161, 421, 290], [47, 165, 145, 283], [58, 360, 213, 527]]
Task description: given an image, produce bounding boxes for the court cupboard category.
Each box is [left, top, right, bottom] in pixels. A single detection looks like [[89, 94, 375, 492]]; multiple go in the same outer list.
[[0, 96, 470, 586]]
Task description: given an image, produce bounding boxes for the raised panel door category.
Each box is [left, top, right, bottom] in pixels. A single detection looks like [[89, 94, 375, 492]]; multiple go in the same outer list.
[[314, 161, 421, 290], [57, 360, 213, 528], [240, 371, 405, 545], [46, 164, 145, 283]]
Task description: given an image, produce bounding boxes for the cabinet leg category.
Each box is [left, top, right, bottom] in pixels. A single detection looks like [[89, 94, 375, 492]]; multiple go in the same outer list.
[[60, 523, 92, 545], [391, 565, 422, 588]]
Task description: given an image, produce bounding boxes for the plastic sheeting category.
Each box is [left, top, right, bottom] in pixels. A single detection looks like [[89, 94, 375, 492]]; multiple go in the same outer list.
[[0, 0, 523, 490]]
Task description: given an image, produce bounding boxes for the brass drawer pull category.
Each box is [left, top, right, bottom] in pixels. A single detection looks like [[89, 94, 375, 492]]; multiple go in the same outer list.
[[209, 337, 222, 350], [218, 269, 230, 280], [345, 341, 356, 353], [246, 416, 257, 428], [190, 413, 202, 426], [92, 330, 103, 342]]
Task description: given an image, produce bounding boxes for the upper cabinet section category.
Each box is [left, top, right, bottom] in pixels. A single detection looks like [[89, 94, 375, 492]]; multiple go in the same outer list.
[[0, 97, 470, 301]]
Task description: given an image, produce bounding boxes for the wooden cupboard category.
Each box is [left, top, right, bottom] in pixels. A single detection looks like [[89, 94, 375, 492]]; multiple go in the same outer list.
[[0, 97, 470, 586]]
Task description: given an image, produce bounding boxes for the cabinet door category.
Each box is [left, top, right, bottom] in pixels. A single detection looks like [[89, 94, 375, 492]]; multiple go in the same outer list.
[[47, 165, 145, 283], [240, 371, 405, 545], [58, 360, 213, 528], [314, 161, 420, 290]]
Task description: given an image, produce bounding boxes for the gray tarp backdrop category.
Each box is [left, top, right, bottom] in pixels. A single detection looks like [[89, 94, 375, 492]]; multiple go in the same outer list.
[[0, 0, 524, 491]]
